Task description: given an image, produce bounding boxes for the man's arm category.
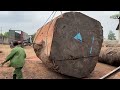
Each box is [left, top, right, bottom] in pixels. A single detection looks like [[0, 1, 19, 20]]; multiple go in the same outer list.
[[1, 48, 17, 65]]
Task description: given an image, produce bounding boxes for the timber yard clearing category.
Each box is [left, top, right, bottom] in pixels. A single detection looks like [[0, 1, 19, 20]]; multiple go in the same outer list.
[[0, 44, 119, 79]]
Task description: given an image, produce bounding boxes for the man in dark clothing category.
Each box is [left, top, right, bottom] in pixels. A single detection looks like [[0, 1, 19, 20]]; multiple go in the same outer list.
[[0, 41, 26, 79]]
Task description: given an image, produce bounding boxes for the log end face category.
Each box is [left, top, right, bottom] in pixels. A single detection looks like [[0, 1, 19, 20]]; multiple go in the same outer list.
[[49, 12, 103, 78], [53, 57, 98, 78]]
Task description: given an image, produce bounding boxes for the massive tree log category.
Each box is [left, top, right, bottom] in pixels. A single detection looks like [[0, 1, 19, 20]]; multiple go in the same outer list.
[[33, 12, 103, 78]]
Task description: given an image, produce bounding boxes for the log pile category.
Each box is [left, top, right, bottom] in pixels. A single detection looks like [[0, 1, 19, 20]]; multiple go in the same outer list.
[[102, 40, 119, 47], [100, 40, 120, 66], [99, 47, 120, 66], [33, 12, 103, 78]]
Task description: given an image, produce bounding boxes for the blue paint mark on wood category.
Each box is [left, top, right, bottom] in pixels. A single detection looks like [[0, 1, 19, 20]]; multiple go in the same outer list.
[[92, 36, 94, 44], [90, 47, 93, 55], [74, 33, 82, 43], [90, 36, 94, 54]]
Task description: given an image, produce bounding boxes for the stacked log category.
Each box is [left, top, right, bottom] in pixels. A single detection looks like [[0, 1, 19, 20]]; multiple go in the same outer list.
[[99, 47, 120, 66], [33, 12, 103, 78], [102, 40, 119, 47], [99, 40, 120, 66]]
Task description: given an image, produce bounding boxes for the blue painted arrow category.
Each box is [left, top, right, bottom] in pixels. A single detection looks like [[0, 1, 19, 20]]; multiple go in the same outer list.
[[91, 36, 94, 44], [74, 33, 82, 43], [90, 47, 93, 55], [90, 36, 94, 55]]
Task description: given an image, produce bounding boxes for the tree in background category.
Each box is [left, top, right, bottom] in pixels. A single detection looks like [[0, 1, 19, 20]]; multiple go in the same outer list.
[[4, 32, 9, 38], [108, 30, 116, 40], [0, 33, 3, 36]]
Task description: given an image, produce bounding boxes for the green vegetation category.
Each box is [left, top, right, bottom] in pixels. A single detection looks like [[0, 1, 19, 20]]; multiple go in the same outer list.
[[4, 32, 9, 38], [108, 30, 116, 40], [0, 32, 9, 38]]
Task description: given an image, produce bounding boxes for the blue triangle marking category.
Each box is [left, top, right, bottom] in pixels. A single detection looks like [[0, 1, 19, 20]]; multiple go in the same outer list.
[[74, 33, 82, 43]]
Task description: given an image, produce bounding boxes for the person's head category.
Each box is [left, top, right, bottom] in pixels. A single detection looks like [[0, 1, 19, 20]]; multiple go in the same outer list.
[[18, 41, 22, 45], [13, 41, 19, 46]]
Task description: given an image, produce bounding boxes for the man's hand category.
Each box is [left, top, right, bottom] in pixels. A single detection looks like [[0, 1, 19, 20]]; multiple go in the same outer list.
[[0, 62, 5, 67], [0, 63, 3, 67]]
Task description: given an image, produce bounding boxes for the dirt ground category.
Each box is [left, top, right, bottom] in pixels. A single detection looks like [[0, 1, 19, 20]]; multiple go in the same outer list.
[[0, 44, 118, 79], [0, 44, 72, 79]]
